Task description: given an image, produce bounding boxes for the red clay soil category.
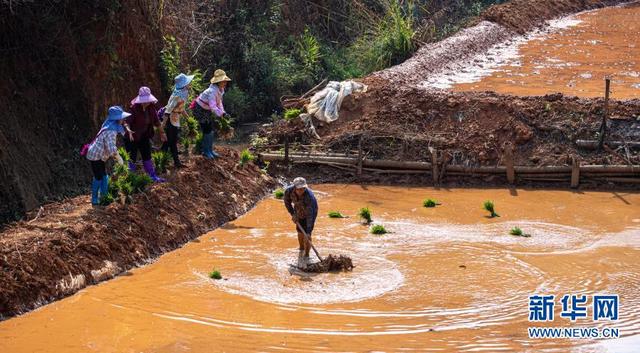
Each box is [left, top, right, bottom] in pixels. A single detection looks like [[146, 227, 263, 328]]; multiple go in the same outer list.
[[482, 0, 630, 33], [0, 148, 276, 320]]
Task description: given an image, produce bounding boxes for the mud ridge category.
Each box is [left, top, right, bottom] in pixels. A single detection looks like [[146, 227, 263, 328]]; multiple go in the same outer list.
[[372, 0, 633, 87], [0, 148, 276, 320]]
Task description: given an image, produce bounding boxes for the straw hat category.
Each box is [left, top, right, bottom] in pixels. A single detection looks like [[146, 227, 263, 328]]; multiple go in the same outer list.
[[210, 69, 232, 84], [131, 86, 158, 105]]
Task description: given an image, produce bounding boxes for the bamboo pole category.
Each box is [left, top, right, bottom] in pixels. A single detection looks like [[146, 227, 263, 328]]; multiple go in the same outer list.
[[260, 153, 640, 176]]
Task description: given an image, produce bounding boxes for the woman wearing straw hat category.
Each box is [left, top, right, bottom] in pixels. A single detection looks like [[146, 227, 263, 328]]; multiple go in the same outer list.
[[191, 69, 231, 159], [161, 73, 194, 168], [126, 86, 165, 182], [85, 106, 130, 205]]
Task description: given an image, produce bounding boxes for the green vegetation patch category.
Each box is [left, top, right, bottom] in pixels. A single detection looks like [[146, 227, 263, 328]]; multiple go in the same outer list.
[[423, 199, 438, 208], [209, 269, 222, 280], [328, 211, 346, 218], [274, 188, 285, 199], [483, 200, 500, 218], [358, 207, 372, 224], [370, 224, 388, 235], [510, 227, 531, 237]]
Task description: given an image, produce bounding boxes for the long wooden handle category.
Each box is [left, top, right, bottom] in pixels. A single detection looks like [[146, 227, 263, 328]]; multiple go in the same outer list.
[[296, 221, 323, 262]]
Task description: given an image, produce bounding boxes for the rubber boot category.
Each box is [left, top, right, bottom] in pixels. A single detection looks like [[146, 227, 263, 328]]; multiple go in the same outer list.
[[91, 178, 101, 205], [208, 133, 219, 158], [100, 175, 109, 202], [202, 133, 214, 159], [128, 161, 136, 172], [143, 159, 165, 183]]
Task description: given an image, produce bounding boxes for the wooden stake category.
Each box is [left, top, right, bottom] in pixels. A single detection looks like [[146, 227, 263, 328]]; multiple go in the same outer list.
[[505, 145, 515, 184], [430, 148, 438, 185], [571, 157, 580, 188], [598, 78, 611, 150], [357, 136, 363, 176], [284, 138, 290, 166]]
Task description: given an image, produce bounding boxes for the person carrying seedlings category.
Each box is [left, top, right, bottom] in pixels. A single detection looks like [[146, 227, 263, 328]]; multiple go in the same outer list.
[[283, 177, 318, 258], [85, 106, 130, 205], [126, 86, 165, 182], [161, 73, 194, 168], [191, 69, 231, 159]]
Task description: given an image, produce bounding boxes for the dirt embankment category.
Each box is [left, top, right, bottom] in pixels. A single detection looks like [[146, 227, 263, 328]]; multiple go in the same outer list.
[[0, 149, 276, 320], [264, 0, 640, 180], [0, 1, 165, 224]]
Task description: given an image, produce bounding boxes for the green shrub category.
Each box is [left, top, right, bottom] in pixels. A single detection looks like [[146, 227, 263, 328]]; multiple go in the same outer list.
[[152, 151, 170, 174], [370, 224, 388, 235], [328, 211, 346, 218], [297, 28, 321, 77], [209, 270, 222, 280], [483, 200, 500, 218], [358, 207, 372, 224], [423, 199, 437, 208], [284, 108, 302, 122], [351, 0, 416, 74], [160, 35, 181, 93], [274, 188, 284, 199], [239, 149, 255, 166]]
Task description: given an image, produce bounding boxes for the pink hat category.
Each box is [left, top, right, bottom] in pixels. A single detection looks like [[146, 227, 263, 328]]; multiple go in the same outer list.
[[131, 86, 158, 105]]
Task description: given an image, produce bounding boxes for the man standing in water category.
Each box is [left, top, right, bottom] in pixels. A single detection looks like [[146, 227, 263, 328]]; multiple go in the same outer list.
[[283, 177, 318, 258]]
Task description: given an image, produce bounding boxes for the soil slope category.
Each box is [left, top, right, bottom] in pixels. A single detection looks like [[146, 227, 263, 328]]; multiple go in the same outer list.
[[0, 148, 276, 319]]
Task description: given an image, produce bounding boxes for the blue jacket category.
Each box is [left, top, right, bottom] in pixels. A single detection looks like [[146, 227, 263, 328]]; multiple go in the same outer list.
[[283, 185, 318, 233]]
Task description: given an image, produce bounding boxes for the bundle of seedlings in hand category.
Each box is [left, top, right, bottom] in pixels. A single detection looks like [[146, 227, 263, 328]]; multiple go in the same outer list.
[[209, 269, 222, 280], [239, 149, 255, 167], [273, 188, 284, 199], [423, 199, 438, 208], [328, 211, 346, 218], [510, 227, 531, 237], [358, 207, 372, 224], [370, 224, 388, 235], [218, 114, 235, 140], [483, 200, 499, 218]]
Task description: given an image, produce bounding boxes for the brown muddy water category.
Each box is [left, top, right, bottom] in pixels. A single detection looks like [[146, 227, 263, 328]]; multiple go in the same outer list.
[[1, 185, 639, 352], [452, 3, 640, 99]]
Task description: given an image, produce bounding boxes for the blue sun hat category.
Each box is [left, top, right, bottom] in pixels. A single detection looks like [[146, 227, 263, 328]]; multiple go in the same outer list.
[[173, 73, 195, 101], [175, 73, 195, 90], [101, 106, 131, 134]]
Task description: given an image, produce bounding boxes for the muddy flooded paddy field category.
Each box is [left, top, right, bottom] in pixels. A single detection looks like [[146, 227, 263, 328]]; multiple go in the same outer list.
[[0, 185, 638, 352], [449, 3, 640, 98]]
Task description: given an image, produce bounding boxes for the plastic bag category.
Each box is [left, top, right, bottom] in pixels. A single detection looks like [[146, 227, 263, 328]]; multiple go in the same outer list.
[[306, 81, 368, 123]]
